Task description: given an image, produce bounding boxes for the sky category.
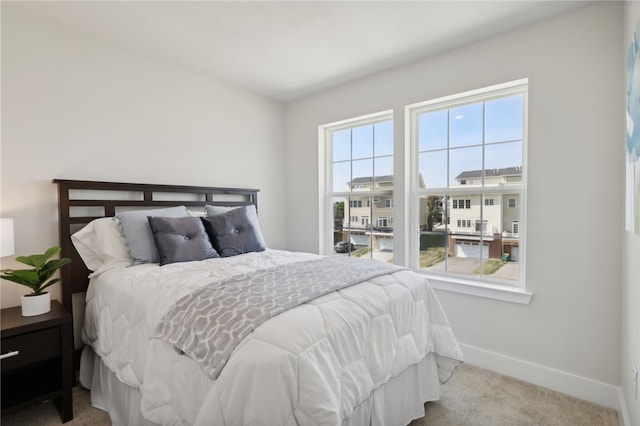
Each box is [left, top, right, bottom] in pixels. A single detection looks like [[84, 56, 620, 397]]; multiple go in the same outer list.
[[332, 93, 523, 192]]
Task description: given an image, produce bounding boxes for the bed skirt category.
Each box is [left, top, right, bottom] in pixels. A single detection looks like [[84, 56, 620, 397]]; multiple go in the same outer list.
[[79, 346, 444, 426]]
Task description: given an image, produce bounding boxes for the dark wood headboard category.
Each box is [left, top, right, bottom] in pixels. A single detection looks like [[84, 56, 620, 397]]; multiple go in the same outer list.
[[52, 179, 259, 317]]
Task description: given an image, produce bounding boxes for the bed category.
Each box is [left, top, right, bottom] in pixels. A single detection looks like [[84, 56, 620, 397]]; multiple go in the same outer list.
[[53, 179, 463, 426]]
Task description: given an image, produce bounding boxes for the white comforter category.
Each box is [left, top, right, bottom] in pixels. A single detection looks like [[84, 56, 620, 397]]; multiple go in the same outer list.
[[81, 249, 462, 426]]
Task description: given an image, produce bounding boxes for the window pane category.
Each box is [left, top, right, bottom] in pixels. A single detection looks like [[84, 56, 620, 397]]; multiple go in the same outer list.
[[374, 156, 393, 180], [371, 197, 394, 264], [352, 159, 373, 189], [484, 141, 522, 187], [418, 195, 448, 270], [333, 161, 351, 192], [352, 125, 373, 159], [333, 129, 351, 162], [449, 146, 482, 187], [445, 193, 479, 278], [485, 95, 523, 143], [450, 103, 482, 148], [332, 196, 347, 254], [419, 150, 447, 189], [374, 120, 393, 156], [448, 241, 482, 279], [499, 193, 520, 282], [419, 110, 448, 151]]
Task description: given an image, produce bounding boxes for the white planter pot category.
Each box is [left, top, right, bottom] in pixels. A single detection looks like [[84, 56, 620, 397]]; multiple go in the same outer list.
[[21, 292, 51, 317]]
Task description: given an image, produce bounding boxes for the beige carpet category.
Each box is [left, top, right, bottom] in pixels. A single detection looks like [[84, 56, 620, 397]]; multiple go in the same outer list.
[[2, 363, 618, 426]]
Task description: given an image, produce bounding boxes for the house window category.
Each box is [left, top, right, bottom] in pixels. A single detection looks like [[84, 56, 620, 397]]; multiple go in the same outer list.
[[475, 220, 488, 233], [409, 79, 526, 287], [377, 217, 388, 227], [320, 111, 394, 259], [512, 221, 519, 234], [385, 199, 393, 208]]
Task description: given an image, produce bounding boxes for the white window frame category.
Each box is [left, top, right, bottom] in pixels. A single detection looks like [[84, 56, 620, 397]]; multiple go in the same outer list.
[[407, 79, 530, 304], [318, 110, 394, 257]]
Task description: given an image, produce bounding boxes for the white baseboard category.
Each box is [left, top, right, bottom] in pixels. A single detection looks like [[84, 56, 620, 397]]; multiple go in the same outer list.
[[458, 343, 621, 411], [617, 387, 630, 426]]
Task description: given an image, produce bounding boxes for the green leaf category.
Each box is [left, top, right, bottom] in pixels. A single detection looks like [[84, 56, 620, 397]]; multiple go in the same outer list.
[[1, 246, 71, 294], [0, 270, 39, 290], [15, 247, 62, 268], [39, 278, 60, 293], [15, 255, 38, 267], [42, 246, 61, 261]]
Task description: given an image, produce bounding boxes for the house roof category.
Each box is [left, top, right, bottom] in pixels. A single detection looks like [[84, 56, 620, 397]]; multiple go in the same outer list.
[[349, 175, 394, 185], [456, 166, 522, 180]]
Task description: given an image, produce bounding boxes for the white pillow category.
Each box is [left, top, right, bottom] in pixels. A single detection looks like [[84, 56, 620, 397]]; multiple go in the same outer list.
[[187, 209, 207, 217], [71, 217, 132, 274]]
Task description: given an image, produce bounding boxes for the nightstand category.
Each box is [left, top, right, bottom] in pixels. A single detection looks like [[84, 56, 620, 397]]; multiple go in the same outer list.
[[1, 300, 73, 423]]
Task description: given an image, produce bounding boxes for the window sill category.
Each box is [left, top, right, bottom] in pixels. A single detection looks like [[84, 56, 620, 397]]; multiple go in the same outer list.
[[423, 274, 532, 304]]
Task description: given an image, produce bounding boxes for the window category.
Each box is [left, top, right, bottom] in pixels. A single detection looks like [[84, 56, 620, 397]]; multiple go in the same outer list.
[[409, 79, 526, 287], [320, 111, 394, 260], [475, 220, 488, 233], [385, 199, 393, 208], [512, 221, 519, 234]]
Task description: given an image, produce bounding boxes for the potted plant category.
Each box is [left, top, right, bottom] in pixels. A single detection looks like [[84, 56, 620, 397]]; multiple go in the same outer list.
[[1, 246, 71, 316]]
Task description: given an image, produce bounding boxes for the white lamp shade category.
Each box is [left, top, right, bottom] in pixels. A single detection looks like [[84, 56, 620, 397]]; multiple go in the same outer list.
[[1, 218, 15, 257]]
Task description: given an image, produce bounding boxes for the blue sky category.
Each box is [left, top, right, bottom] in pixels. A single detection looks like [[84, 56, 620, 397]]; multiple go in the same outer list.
[[332, 94, 523, 192]]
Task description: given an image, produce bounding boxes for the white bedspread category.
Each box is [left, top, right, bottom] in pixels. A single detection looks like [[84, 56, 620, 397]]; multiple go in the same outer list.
[[81, 249, 463, 426]]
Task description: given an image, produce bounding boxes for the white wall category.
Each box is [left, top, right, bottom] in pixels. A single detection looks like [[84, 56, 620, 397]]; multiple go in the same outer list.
[[285, 2, 623, 407], [622, 3, 640, 424], [0, 6, 287, 308]]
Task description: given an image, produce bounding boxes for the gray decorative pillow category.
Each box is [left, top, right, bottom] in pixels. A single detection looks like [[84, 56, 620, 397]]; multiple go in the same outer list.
[[202, 205, 266, 257], [148, 216, 219, 266], [116, 206, 189, 264]]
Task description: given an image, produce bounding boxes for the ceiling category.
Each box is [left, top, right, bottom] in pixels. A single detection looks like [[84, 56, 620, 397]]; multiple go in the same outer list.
[[5, 1, 591, 102]]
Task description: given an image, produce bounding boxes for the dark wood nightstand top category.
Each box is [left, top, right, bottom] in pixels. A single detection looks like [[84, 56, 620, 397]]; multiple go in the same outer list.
[[1, 300, 71, 338]]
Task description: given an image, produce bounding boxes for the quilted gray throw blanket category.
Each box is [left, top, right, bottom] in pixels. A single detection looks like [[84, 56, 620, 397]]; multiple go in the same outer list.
[[155, 256, 406, 379]]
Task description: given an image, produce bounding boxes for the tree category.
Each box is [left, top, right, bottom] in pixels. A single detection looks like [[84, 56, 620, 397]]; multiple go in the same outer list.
[[425, 196, 442, 231], [334, 201, 345, 229]]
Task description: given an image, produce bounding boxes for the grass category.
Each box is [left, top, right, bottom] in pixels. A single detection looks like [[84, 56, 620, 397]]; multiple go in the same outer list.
[[473, 258, 504, 275], [419, 247, 446, 268], [352, 247, 370, 257]]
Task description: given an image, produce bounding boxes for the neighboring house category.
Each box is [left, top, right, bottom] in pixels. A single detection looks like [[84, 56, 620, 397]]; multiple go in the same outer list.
[[448, 166, 522, 261], [341, 175, 395, 250], [340, 175, 426, 251]]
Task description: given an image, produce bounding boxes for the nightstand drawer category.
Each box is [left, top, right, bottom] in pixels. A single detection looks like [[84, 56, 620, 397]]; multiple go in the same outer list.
[[1, 327, 60, 372]]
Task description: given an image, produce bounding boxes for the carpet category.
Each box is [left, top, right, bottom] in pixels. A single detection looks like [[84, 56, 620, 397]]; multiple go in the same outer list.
[[1, 363, 618, 425]]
